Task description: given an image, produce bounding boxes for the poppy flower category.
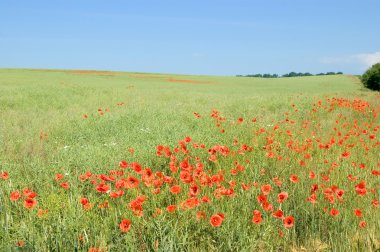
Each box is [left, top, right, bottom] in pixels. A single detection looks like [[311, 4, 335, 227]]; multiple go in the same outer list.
[[24, 198, 37, 209], [119, 160, 128, 168], [126, 176, 139, 189], [277, 192, 288, 203], [372, 200, 379, 207], [210, 214, 224, 227], [170, 185, 181, 195], [261, 184, 272, 195], [283, 216, 295, 228], [257, 195, 267, 204], [166, 205, 177, 213], [252, 215, 263, 225], [309, 171, 316, 179], [354, 209, 363, 217], [272, 210, 284, 219], [341, 151, 350, 158], [119, 219, 131, 233], [17, 240, 25, 247], [96, 184, 110, 193], [10, 191, 21, 201], [262, 201, 274, 212], [80, 198, 89, 205], [23, 188, 37, 198], [60, 182, 70, 190], [55, 173, 64, 181], [201, 195, 211, 203], [290, 175, 299, 183], [196, 211, 206, 220], [359, 220, 367, 228], [330, 208, 340, 217], [0, 171, 9, 180], [131, 162, 142, 173]]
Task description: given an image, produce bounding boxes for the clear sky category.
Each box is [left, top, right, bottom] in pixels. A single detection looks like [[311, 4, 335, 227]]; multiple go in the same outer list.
[[1, 0, 379, 76]]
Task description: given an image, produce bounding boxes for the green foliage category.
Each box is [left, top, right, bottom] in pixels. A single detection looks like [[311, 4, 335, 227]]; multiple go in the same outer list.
[[0, 69, 378, 251], [361, 63, 380, 91]]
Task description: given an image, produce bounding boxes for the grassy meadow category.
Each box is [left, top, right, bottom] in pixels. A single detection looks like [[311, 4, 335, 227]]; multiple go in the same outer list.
[[0, 68, 379, 251]]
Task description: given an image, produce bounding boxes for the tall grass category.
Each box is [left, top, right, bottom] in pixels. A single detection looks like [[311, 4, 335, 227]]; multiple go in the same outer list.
[[0, 69, 379, 251]]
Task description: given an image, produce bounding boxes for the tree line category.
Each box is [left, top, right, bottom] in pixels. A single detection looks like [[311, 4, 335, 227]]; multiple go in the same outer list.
[[236, 72, 343, 78]]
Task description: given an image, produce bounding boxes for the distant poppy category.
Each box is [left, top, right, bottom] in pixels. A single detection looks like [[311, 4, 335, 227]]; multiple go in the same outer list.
[[272, 210, 284, 219], [330, 208, 340, 217], [290, 175, 299, 183], [359, 220, 367, 228], [170, 185, 181, 195], [354, 209, 362, 217], [210, 214, 224, 227], [60, 182, 70, 190], [10, 191, 21, 201], [119, 219, 131, 233], [277, 192, 288, 203], [96, 184, 110, 193], [24, 198, 37, 209], [252, 215, 262, 225], [283, 216, 295, 228], [166, 205, 177, 213]]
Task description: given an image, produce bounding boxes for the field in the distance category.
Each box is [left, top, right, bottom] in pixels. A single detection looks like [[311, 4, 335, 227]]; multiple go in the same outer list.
[[0, 68, 379, 251]]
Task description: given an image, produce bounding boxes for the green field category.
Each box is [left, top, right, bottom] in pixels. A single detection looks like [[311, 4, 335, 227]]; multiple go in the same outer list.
[[0, 68, 379, 251]]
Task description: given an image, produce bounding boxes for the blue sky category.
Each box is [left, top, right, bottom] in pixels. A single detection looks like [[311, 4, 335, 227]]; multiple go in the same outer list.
[[1, 0, 379, 76]]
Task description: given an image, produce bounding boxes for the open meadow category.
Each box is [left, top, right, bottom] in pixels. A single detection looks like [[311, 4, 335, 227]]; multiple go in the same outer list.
[[0, 68, 379, 251]]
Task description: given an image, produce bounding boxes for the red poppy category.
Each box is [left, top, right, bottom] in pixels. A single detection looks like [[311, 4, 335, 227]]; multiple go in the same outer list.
[[359, 220, 367, 228], [119, 160, 128, 168], [283, 216, 295, 228], [80, 198, 89, 205], [196, 211, 206, 220], [24, 198, 37, 209], [252, 215, 263, 225], [277, 192, 288, 203], [257, 195, 267, 204], [23, 188, 37, 198], [201, 195, 211, 203], [126, 176, 139, 189], [166, 205, 177, 213], [262, 201, 273, 212], [309, 171, 316, 179], [60, 182, 70, 190], [17, 240, 25, 247], [170, 185, 181, 195], [110, 190, 124, 198], [290, 175, 299, 183], [119, 219, 131, 233], [189, 184, 199, 197], [10, 191, 21, 201], [96, 184, 110, 193], [210, 214, 224, 227], [55, 173, 64, 181], [307, 193, 317, 204], [341, 151, 351, 158], [372, 199, 379, 207], [261, 184, 272, 195], [272, 209, 284, 219], [330, 208, 340, 217], [131, 162, 142, 173], [354, 209, 363, 217]]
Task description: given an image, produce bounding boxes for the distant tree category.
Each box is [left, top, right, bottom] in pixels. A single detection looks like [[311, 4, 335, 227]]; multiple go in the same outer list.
[[361, 63, 380, 91], [336, 72, 343, 75], [316, 73, 325, 76]]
